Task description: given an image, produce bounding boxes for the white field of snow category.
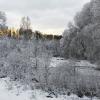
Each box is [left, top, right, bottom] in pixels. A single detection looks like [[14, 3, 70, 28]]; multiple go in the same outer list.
[[50, 57, 96, 68], [50, 57, 100, 78], [0, 78, 99, 100]]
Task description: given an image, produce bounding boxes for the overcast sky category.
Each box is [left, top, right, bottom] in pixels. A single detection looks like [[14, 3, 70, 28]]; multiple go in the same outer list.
[[0, 0, 90, 34]]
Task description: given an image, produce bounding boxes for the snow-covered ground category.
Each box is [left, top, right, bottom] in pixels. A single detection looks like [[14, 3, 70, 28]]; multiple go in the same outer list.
[[0, 78, 99, 100], [50, 57, 96, 68], [0, 57, 99, 100], [50, 57, 100, 77]]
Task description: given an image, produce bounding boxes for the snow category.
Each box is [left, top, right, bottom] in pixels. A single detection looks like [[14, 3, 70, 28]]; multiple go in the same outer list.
[[0, 78, 32, 100], [50, 57, 69, 67], [50, 57, 96, 68], [76, 60, 96, 68], [0, 78, 99, 100]]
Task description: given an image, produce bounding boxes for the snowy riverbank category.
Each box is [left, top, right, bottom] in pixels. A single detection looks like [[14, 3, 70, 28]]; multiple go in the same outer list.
[[0, 78, 99, 100]]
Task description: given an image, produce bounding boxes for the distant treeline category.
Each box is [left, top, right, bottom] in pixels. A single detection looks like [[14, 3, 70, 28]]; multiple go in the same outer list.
[[33, 31, 62, 40], [0, 28, 62, 40], [0, 13, 62, 40]]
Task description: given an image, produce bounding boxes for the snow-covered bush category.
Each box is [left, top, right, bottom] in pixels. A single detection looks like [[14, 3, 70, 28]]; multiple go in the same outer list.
[[0, 37, 52, 88], [48, 61, 75, 92], [47, 60, 100, 98]]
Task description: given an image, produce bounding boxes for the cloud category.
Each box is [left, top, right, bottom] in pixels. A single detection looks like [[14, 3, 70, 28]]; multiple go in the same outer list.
[[0, 0, 90, 34]]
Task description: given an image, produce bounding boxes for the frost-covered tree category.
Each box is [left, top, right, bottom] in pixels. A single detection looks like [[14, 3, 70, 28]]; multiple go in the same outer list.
[[20, 16, 31, 30], [0, 11, 7, 32], [91, 0, 100, 23], [60, 22, 78, 58], [69, 34, 95, 60], [19, 16, 32, 40], [74, 2, 92, 29], [61, 0, 100, 61]]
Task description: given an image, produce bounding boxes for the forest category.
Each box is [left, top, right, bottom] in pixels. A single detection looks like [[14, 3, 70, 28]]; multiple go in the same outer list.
[[0, 0, 100, 100]]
